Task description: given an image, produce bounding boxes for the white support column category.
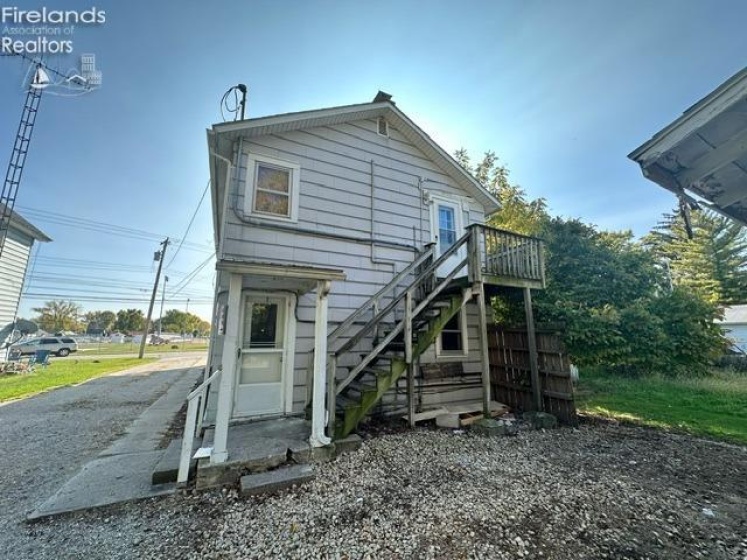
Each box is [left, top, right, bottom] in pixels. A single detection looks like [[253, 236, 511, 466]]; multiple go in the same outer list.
[[211, 273, 242, 464], [310, 280, 332, 448]]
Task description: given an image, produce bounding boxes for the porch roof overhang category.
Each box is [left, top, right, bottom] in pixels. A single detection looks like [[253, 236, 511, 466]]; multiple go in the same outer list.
[[216, 259, 346, 294], [629, 67, 747, 227]]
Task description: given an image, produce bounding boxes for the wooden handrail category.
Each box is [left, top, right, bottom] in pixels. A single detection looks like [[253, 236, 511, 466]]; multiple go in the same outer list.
[[335, 255, 469, 395], [327, 245, 435, 348], [333, 230, 470, 358]]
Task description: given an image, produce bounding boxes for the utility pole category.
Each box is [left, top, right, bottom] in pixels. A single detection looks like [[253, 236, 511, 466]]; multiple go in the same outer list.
[[186, 298, 190, 313], [158, 275, 169, 336], [139, 238, 169, 359]]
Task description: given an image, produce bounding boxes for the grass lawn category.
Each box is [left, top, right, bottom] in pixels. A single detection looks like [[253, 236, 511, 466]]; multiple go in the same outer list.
[[0, 357, 156, 402], [576, 368, 747, 445]]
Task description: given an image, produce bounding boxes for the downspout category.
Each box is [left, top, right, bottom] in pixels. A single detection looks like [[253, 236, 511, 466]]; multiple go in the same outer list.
[[210, 140, 236, 261]]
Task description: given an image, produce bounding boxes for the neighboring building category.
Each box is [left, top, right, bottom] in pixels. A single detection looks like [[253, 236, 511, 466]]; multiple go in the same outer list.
[[719, 305, 747, 352], [199, 92, 546, 469], [0, 204, 51, 331]]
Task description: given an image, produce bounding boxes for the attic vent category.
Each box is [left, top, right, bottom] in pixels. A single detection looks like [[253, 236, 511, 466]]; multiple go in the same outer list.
[[377, 116, 389, 137]]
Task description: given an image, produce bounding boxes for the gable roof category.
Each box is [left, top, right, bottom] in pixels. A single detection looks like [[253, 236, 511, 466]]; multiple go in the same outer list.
[[207, 98, 500, 242], [0, 204, 51, 242]]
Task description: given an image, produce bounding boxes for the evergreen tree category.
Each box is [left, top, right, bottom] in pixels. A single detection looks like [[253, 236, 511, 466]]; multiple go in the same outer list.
[[645, 209, 747, 305]]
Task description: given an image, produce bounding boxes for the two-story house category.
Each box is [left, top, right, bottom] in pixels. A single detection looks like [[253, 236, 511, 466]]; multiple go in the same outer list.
[[185, 92, 545, 483]]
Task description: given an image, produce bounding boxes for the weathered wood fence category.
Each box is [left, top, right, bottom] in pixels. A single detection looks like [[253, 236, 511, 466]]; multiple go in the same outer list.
[[488, 327, 577, 425]]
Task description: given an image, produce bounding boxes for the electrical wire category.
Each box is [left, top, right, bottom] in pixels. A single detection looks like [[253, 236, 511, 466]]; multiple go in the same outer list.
[[166, 179, 211, 269], [16, 206, 213, 252], [220, 84, 246, 122], [170, 253, 215, 296]]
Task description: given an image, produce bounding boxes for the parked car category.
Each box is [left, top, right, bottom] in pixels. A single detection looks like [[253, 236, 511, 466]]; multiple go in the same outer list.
[[10, 336, 79, 357]]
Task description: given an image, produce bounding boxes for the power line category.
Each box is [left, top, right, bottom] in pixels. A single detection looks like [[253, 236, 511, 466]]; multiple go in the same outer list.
[[170, 253, 215, 296], [16, 205, 213, 252], [166, 179, 211, 268], [23, 293, 212, 304]]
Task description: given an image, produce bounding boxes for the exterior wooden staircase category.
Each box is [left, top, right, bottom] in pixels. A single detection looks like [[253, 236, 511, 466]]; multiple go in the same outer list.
[[325, 224, 545, 440]]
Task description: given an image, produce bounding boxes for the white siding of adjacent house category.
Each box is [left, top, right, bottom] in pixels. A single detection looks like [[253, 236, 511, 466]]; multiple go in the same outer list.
[[208, 117, 488, 420], [0, 228, 33, 327]]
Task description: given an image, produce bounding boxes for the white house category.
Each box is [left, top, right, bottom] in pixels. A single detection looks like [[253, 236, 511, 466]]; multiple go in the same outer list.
[[719, 305, 747, 352], [0, 204, 51, 338], [189, 92, 546, 479]]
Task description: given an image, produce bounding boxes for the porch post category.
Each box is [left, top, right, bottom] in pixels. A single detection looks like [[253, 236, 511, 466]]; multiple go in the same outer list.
[[211, 272, 242, 464], [475, 282, 492, 417], [310, 280, 332, 448], [523, 286, 543, 411]]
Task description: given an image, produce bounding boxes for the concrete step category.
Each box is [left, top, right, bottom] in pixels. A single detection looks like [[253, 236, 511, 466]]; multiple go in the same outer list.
[[240, 464, 315, 497], [151, 437, 199, 485]]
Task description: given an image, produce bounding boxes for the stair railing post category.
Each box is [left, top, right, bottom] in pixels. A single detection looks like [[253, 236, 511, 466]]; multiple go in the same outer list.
[[405, 289, 415, 427], [326, 353, 337, 438], [404, 290, 413, 365], [467, 225, 483, 285]]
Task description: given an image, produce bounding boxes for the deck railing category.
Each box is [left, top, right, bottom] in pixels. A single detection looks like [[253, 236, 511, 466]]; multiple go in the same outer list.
[[471, 224, 545, 286]]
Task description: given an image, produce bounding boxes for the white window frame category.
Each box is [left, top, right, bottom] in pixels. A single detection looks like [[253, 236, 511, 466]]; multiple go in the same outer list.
[[436, 304, 469, 360], [243, 152, 300, 223], [376, 116, 389, 137]]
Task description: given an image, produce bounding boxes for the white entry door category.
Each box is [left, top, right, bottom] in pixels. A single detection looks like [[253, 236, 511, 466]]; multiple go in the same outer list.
[[234, 295, 291, 418], [431, 196, 466, 277]]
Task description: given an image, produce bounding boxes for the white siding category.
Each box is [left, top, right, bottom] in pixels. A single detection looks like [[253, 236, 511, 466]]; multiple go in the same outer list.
[[209, 117, 488, 419], [0, 228, 33, 327]]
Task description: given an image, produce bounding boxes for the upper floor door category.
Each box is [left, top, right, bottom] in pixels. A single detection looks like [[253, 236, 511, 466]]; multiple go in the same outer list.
[[430, 195, 467, 278]]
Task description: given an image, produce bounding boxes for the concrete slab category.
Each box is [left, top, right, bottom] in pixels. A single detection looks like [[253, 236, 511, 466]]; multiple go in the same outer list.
[[28, 366, 203, 520], [29, 451, 171, 520], [195, 418, 312, 490], [335, 434, 362, 455], [239, 464, 315, 497]]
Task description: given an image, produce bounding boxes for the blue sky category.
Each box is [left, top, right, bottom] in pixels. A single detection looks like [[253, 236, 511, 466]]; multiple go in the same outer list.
[[3, 0, 746, 322]]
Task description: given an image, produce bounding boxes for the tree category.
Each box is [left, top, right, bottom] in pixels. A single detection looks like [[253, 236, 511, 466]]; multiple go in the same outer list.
[[115, 309, 145, 334], [645, 208, 747, 305], [155, 309, 210, 336], [83, 310, 116, 333], [456, 148, 727, 375], [454, 149, 548, 235], [32, 300, 81, 332]]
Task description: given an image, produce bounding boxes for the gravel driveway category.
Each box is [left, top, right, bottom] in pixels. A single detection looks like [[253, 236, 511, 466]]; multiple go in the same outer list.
[[12, 421, 746, 559], [0, 355, 205, 560]]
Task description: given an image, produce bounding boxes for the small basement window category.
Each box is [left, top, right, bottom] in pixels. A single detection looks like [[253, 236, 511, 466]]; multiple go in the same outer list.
[[244, 153, 300, 222], [377, 116, 389, 137], [437, 307, 468, 359]]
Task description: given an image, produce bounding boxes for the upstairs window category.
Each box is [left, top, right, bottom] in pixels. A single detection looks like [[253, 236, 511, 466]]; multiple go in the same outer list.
[[244, 153, 300, 222]]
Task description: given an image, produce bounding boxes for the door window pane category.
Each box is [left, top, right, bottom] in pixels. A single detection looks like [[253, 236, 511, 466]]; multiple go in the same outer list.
[[243, 302, 284, 348], [239, 353, 283, 384], [439, 206, 457, 252]]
